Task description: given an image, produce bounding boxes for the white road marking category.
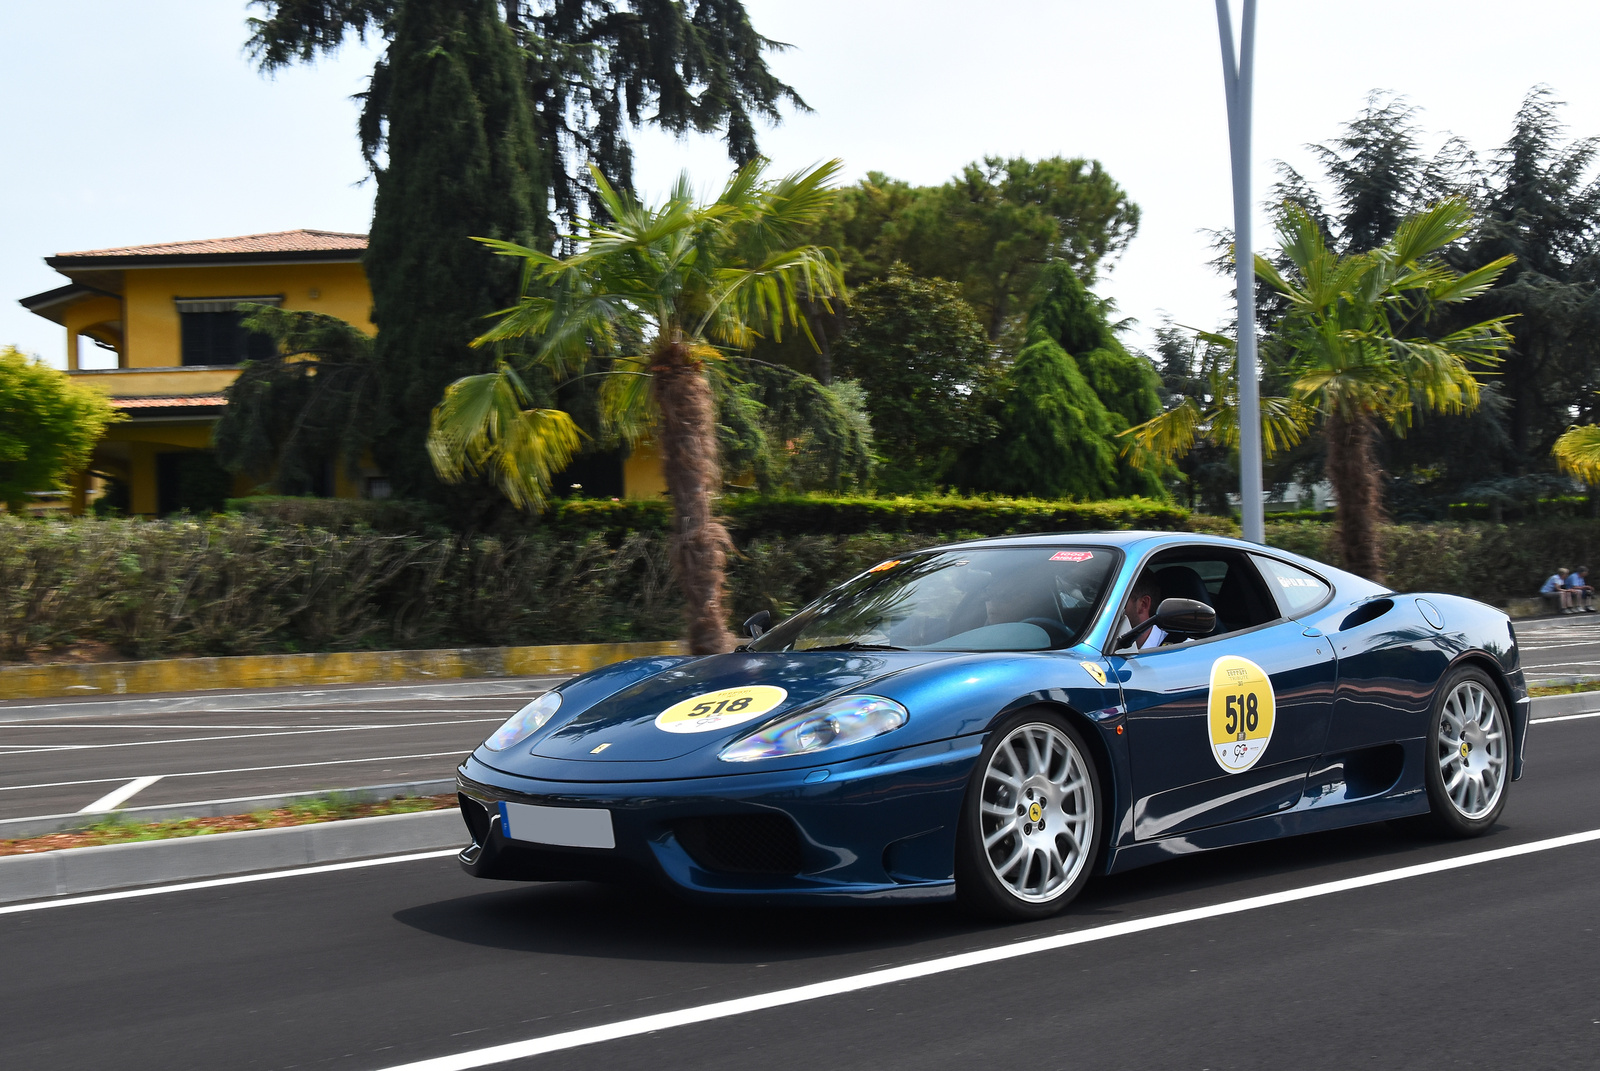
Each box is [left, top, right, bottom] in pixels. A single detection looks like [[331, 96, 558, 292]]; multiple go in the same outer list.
[[1531, 710, 1600, 724], [0, 719, 498, 756], [0, 750, 467, 794], [0, 849, 462, 917], [367, 827, 1600, 1071], [77, 775, 164, 813]]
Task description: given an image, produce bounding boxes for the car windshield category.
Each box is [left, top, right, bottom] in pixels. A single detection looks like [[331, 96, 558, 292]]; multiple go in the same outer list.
[[750, 546, 1118, 653]]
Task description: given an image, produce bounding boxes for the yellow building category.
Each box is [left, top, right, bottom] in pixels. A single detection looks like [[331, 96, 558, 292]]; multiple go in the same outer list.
[[19, 229, 664, 515]]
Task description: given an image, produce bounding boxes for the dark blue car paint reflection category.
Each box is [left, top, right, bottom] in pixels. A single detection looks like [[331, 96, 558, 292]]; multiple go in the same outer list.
[[456, 531, 1529, 904]]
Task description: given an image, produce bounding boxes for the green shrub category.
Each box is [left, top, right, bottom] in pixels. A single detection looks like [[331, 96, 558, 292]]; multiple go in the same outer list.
[[551, 493, 1189, 540], [1265, 519, 1600, 605]]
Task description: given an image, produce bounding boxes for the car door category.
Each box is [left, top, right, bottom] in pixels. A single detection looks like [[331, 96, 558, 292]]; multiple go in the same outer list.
[[1109, 547, 1338, 840]]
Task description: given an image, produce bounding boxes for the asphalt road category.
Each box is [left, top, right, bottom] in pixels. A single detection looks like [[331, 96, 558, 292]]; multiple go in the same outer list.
[[1515, 612, 1600, 685], [2, 708, 1596, 1071], [0, 684, 557, 820], [0, 612, 1593, 822]]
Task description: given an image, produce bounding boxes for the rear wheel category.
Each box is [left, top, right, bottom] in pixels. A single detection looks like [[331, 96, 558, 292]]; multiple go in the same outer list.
[[1416, 666, 1510, 836], [956, 710, 1102, 920]]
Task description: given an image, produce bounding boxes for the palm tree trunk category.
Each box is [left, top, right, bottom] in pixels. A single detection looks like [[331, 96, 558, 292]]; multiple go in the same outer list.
[[651, 342, 734, 654], [1325, 407, 1385, 582]]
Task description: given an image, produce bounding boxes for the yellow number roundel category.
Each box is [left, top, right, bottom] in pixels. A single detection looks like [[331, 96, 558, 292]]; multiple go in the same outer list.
[[1206, 656, 1276, 773], [654, 685, 788, 734]]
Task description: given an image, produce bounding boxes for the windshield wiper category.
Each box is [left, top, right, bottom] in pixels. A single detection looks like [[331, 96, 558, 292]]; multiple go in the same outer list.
[[801, 641, 907, 652]]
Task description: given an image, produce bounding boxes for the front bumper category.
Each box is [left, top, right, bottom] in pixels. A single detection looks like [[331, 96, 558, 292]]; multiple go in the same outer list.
[[455, 735, 983, 904]]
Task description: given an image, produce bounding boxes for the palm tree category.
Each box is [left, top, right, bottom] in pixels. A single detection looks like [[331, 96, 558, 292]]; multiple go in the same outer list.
[[427, 159, 846, 653], [1256, 199, 1514, 580], [1126, 199, 1513, 581]]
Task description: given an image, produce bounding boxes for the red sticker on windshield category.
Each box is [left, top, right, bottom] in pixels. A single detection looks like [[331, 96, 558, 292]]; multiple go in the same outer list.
[[1050, 550, 1093, 562]]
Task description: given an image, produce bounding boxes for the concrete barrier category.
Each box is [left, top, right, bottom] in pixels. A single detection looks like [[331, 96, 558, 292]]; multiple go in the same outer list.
[[0, 808, 466, 904], [0, 639, 688, 703]]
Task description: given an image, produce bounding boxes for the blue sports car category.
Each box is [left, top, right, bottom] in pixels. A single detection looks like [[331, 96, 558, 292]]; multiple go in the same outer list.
[[455, 531, 1528, 918]]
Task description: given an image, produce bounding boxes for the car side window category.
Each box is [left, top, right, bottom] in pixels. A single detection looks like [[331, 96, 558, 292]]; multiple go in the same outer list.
[[1251, 555, 1332, 617], [1114, 548, 1282, 652]]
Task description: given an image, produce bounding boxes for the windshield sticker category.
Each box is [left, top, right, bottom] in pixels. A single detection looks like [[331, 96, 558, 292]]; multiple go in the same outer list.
[[1050, 550, 1094, 562], [655, 685, 788, 734], [1080, 661, 1108, 686], [1207, 656, 1276, 774], [868, 560, 901, 573]]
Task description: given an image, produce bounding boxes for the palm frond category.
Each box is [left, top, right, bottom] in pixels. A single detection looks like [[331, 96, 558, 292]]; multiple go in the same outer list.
[[1553, 424, 1600, 484], [426, 367, 583, 510]]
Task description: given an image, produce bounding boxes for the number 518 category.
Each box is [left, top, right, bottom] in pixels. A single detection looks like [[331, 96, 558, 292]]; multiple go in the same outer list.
[[1224, 692, 1259, 734]]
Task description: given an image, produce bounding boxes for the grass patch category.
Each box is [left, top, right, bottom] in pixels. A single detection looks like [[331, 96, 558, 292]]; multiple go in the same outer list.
[[1528, 678, 1600, 697], [0, 792, 455, 857]]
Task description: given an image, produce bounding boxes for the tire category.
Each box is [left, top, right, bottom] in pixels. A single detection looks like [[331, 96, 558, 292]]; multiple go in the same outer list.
[[1414, 665, 1511, 837], [956, 709, 1104, 920]]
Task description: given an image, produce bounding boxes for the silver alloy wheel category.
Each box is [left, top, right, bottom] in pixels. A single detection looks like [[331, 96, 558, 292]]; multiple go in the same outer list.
[[1436, 679, 1508, 820], [978, 722, 1095, 903]]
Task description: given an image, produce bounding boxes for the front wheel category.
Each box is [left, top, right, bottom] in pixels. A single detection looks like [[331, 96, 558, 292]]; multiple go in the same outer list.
[[1417, 666, 1511, 836], [955, 710, 1103, 920]]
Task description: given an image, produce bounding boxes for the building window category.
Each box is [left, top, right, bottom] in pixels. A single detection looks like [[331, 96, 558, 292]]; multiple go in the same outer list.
[[175, 295, 282, 366]]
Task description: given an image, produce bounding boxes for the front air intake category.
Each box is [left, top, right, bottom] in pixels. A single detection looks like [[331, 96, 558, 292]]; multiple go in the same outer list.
[[673, 814, 804, 876]]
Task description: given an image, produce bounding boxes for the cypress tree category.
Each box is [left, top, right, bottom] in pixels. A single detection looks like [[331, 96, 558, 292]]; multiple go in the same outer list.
[[961, 265, 1167, 499], [365, 0, 543, 503], [960, 324, 1120, 499]]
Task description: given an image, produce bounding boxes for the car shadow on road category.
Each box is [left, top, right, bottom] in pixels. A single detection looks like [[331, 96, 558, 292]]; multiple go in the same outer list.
[[392, 817, 1498, 964]]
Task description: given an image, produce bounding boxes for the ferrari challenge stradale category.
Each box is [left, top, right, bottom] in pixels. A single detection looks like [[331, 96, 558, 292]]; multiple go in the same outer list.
[[455, 531, 1528, 919]]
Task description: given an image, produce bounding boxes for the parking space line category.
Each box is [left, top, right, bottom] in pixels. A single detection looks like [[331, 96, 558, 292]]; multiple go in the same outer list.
[[0, 720, 500, 756], [0, 750, 467, 795], [78, 775, 164, 813], [365, 827, 1600, 1071], [1531, 710, 1600, 724]]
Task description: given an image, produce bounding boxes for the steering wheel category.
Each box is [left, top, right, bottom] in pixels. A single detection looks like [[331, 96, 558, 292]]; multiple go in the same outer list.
[[1022, 617, 1075, 648]]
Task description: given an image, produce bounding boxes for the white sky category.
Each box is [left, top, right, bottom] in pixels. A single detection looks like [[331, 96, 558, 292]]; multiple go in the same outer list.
[[5, 1, 1600, 369]]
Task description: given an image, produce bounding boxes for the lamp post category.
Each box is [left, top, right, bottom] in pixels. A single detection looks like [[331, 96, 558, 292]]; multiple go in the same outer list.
[[1215, 0, 1263, 543]]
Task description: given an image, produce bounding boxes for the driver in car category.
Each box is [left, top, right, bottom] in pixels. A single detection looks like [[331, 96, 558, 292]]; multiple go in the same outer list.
[[1120, 571, 1169, 650]]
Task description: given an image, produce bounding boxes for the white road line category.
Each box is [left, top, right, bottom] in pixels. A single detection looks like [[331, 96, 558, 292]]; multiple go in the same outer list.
[[0, 750, 466, 794], [1531, 710, 1600, 724], [0, 719, 498, 756], [77, 775, 164, 813], [366, 827, 1600, 1071], [0, 849, 461, 917]]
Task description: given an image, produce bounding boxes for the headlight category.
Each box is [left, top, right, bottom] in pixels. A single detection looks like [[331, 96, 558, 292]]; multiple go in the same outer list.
[[483, 691, 563, 751], [719, 695, 907, 762]]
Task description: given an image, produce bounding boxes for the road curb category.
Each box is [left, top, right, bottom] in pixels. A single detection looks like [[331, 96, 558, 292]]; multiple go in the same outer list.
[[0, 639, 687, 704], [0, 778, 457, 841], [0, 808, 465, 905], [1530, 690, 1600, 719]]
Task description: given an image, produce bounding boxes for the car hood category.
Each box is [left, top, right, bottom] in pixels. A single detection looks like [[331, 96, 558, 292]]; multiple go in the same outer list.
[[471, 645, 1120, 782], [527, 649, 949, 762]]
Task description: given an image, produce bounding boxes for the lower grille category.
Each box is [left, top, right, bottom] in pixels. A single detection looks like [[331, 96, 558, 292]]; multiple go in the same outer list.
[[673, 814, 804, 876], [459, 793, 492, 846]]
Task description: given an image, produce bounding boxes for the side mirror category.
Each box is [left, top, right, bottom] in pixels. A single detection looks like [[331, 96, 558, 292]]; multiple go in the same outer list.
[[1117, 597, 1216, 649], [743, 609, 772, 640]]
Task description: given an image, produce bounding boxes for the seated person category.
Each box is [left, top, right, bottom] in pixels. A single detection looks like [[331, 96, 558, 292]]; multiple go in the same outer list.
[[1566, 565, 1595, 613], [1118, 571, 1171, 651], [1541, 568, 1576, 613]]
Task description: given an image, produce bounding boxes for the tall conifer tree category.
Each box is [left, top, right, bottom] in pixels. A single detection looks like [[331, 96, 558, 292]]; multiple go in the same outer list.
[[365, 0, 542, 500]]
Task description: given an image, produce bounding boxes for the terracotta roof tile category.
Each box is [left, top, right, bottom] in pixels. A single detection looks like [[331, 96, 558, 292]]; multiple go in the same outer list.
[[56, 229, 367, 260], [109, 394, 227, 409]]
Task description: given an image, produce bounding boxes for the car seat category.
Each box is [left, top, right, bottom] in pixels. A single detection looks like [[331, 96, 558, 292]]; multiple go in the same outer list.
[[1154, 565, 1220, 636]]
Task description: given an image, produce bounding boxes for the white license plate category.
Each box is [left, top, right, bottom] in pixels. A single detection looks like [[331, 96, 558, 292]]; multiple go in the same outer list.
[[499, 802, 615, 849]]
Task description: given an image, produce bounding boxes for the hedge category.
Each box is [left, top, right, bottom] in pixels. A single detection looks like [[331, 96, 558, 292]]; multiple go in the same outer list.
[[551, 493, 1190, 538], [1265, 520, 1600, 605], [9, 507, 1591, 664]]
